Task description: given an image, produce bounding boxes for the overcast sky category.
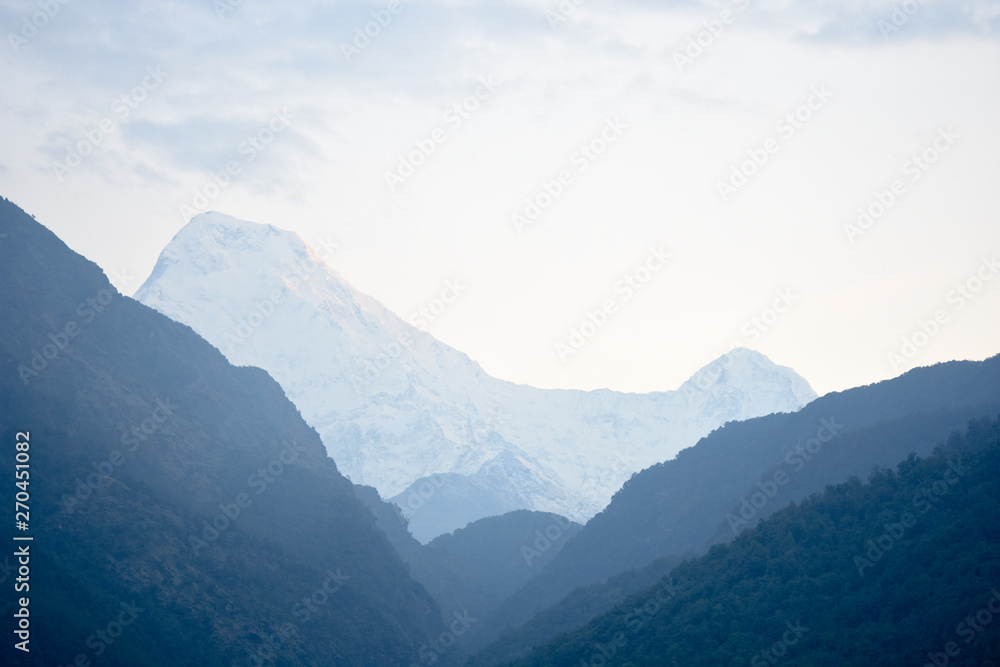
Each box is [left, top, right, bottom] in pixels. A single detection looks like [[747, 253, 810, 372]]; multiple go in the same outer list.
[[2, 0, 998, 397]]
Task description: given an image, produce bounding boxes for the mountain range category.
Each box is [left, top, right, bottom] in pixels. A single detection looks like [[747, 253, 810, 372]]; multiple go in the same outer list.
[[469, 352, 1000, 661], [0, 197, 445, 665], [4, 195, 997, 666], [511, 415, 1000, 666], [133, 212, 817, 540]]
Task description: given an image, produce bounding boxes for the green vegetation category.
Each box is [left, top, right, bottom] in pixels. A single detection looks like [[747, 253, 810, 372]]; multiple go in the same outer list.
[[474, 355, 1000, 659], [511, 417, 1000, 666], [4, 194, 1000, 667], [0, 197, 445, 666]]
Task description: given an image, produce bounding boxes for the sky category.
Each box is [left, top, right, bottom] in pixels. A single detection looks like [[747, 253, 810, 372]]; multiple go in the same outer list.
[[1, 0, 998, 398]]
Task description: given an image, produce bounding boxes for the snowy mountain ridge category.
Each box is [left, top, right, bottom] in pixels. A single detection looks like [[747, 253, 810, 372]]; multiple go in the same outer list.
[[135, 212, 817, 541]]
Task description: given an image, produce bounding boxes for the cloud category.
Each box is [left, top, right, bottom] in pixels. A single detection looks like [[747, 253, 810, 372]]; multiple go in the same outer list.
[[754, 0, 1000, 43], [123, 116, 279, 173], [2, 0, 998, 397]]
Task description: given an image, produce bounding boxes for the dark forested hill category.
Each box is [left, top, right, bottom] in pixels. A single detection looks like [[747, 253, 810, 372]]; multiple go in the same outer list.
[[473, 354, 1000, 661], [0, 197, 447, 666], [427, 509, 582, 605], [513, 416, 1000, 666], [356, 483, 580, 660]]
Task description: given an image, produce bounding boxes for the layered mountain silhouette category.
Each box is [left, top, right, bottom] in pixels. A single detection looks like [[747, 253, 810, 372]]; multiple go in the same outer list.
[[134, 212, 816, 540], [469, 353, 1000, 661], [3, 195, 997, 667], [503, 416, 1000, 666], [0, 197, 447, 665], [356, 484, 581, 655]]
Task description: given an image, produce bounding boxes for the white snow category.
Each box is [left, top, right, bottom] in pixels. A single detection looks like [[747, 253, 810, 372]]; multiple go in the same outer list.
[[135, 212, 818, 535]]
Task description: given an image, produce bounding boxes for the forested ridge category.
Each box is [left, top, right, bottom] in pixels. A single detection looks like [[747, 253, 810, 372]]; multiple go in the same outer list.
[[513, 416, 1000, 667]]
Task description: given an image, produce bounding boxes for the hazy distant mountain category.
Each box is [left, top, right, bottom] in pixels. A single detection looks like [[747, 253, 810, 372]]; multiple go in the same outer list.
[[427, 509, 583, 607], [355, 483, 580, 636], [135, 212, 817, 540], [470, 354, 1000, 661], [0, 197, 445, 666]]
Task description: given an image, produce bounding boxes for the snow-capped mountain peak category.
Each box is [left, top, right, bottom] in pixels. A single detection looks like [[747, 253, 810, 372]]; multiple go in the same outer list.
[[136, 213, 818, 541]]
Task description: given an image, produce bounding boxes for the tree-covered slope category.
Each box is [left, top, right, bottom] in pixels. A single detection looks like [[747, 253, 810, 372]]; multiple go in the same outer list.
[[0, 196, 446, 666], [480, 356, 1000, 652], [513, 416, 1000, 666], [428, 509, 582, 606], [468, 554, 687, 667], [356, 483, 580, 660]]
